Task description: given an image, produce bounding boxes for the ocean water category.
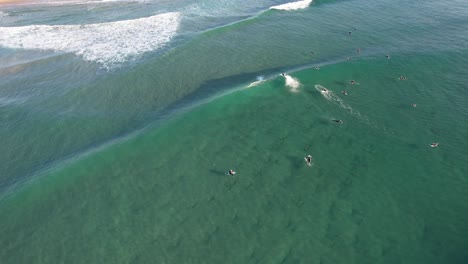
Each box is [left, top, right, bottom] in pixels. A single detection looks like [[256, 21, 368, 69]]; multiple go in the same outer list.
[[1, 0, 468, 263]]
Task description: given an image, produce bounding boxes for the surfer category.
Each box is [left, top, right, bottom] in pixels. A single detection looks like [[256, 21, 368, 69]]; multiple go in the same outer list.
[[350, 80, 356, 85], [310, 51, 315, 55], [228, 169, 236, 176], [304, 155, 313, 166], [386, 54, 390, 59], [411, 103, 417, 107], [348, 31, 352, 36], [430, 143, 439, 148], [314, 66, 320, 70], [332, 119, 343, 123], [281, 73, 286, 77], [342, 90, 348, 95], [321, 88, 329, 94]]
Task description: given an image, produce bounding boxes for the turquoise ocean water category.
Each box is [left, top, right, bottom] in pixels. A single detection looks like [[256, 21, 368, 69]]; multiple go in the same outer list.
[[1, 0, 468, 263]]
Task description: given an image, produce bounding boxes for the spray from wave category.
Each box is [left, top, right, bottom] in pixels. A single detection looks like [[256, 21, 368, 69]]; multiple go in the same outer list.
[[270, 0, 313, 11], [246, 76, 266, 88], [0, 12, 181, 68], [283, 74, 301, 92]]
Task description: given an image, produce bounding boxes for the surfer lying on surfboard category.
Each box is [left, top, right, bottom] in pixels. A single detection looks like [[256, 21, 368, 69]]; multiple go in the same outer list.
[[304, 155, 313, 166]]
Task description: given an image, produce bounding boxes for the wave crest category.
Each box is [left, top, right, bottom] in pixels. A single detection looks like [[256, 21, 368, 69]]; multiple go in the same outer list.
[[270, 0, 313, 11]]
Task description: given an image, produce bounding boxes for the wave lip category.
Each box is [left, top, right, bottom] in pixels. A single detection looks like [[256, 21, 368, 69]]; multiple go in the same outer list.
[[270, 0, 313, 11], [0, 12, 181, 67]]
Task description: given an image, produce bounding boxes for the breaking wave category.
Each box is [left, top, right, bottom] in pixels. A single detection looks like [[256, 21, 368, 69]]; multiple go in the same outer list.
[[270, 0, 313, 11], [283, 73, 301, 92], [0, 12, 181, 68]]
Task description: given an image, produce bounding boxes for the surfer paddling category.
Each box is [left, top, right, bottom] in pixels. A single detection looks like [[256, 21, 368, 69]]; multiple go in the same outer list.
[[227, 169, 236, 176], [430, 143, 439, 148], [304, 155, 313, 166]]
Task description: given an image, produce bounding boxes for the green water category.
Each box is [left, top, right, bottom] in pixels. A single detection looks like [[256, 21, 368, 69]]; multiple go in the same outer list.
[[2, 55, 468, 263], [1, 0, 468, 263]]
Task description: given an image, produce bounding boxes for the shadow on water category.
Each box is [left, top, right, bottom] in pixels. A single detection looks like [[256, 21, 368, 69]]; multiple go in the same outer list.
[[209, 169, 227, 176], [333, 80, 348, 87], [286, 155, 305, 170]]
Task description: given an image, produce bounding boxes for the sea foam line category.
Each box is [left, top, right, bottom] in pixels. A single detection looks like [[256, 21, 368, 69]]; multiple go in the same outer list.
[[2, 0, 143, 7], [270, 0, 313, 11], [0, 12, 181, 67]]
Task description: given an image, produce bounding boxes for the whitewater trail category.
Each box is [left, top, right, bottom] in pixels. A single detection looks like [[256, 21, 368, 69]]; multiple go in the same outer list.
[[315, 84, 366, 116], [314, 84, 394, 133]]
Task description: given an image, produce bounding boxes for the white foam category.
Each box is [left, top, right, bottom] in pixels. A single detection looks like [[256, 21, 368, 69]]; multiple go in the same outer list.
[[247, 76, 266, 88], [270, 0, 313, 11], [7, 0, 143, 7], [315, 84, 333, 100], [283, 74, 301, 92], [315, 84, 374, 122], [315, 84, 351, 106], [314, 84, 394, 133], [0, 12, 181, 67]]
